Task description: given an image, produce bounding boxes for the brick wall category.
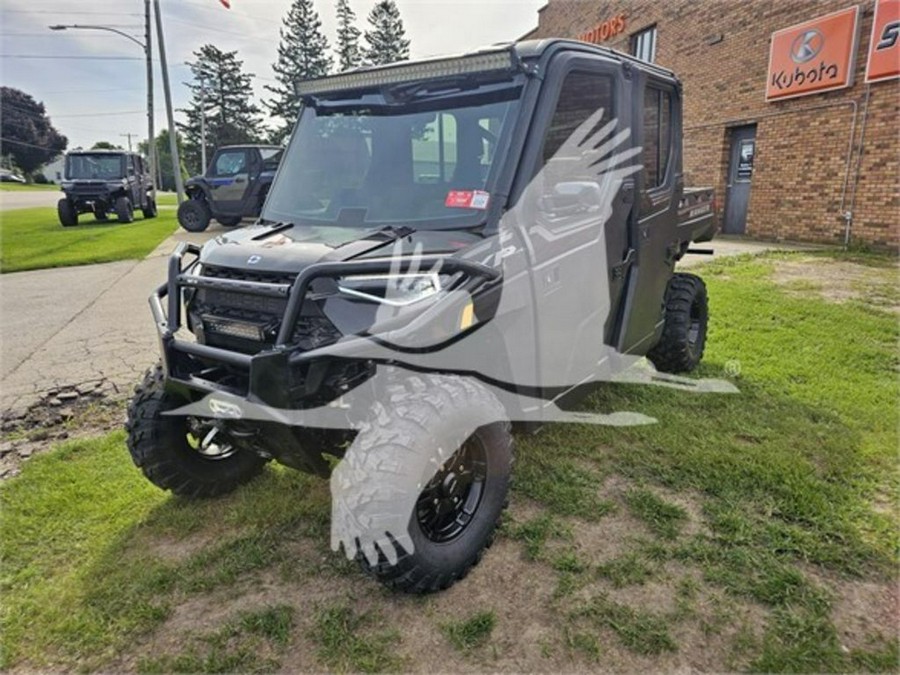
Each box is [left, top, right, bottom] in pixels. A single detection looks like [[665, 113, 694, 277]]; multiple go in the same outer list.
[[528, 0, 900, 248]]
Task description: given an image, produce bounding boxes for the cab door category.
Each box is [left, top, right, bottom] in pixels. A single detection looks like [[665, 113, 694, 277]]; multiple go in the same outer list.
[[510, 54, 636, 390], [616, 76, 680, 354], [209, 148, 252, 215]]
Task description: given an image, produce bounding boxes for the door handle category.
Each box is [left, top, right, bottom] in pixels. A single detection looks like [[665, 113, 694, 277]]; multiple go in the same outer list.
[[235, 177, 246, 184]]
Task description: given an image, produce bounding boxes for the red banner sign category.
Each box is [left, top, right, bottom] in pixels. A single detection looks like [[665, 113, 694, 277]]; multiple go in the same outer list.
[[866, 0, 900, 83]]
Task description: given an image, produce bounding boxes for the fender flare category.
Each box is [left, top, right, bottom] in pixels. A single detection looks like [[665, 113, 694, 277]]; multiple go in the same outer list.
[[184, 180, 212, 202]]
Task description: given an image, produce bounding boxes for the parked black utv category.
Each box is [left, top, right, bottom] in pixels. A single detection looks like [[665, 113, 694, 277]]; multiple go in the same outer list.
[[58, 150, 157, 226], [176, 145, 282, 232], [127, 41, 718, 593]]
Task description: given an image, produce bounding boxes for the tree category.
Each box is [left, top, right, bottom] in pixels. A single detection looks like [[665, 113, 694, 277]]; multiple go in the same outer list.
[[336, 0, 362, 72], [138, 129, 188, 191], [179, 45, 264, 175], [0, 87, 67, 177], [363, 0, 410, 66], [266, 0, 332, 142], [91, 141, 121, 150]]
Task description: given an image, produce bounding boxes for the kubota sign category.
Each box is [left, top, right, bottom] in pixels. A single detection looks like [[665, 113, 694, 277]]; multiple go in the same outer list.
[[865, 0, 900, 83], [766, 5, 860, 101]]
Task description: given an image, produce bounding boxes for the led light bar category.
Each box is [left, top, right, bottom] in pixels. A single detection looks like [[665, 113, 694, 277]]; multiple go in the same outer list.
[[295, 47, 519, 96], [203, 315, 266, 342]]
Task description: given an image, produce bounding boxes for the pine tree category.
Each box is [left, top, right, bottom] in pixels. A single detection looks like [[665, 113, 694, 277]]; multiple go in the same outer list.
[[363, 0, 410, 66], [266, 0, 332, 142], [335, 0, 362, 72], [179, 45, 265, 174]]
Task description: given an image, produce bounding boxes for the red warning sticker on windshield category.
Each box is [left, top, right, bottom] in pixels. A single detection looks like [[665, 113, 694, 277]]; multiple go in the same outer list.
[[445, 190, 490, 210]]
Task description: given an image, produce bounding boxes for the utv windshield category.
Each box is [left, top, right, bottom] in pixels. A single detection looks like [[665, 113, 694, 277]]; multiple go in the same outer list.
[[263, 79, 523, 229], [65, 154, 125, 180]]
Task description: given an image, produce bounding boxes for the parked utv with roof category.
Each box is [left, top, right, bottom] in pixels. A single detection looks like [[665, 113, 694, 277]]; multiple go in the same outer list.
[[177, 145, 283, 232], [127, 40, 717, 593], [58, 150, 157, 226]]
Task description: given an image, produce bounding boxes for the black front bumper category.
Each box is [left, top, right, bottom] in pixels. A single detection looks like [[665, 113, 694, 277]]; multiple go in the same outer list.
[[151, 242, 499, 408]]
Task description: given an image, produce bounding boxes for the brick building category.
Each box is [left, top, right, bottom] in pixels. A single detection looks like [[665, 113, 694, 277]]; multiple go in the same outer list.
[[523, 0, 900, 248]]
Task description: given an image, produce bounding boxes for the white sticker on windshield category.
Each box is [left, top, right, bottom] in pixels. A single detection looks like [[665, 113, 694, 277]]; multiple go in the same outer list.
[[470, 190, 490, 210]]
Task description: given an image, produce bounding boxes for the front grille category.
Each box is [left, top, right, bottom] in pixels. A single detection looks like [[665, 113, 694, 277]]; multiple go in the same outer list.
[[68, 182, 110, 194], [191, 264, 341, 353]]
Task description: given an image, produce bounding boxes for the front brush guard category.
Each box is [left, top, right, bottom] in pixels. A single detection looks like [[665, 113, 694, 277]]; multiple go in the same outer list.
[[149, 242, 499, 407]]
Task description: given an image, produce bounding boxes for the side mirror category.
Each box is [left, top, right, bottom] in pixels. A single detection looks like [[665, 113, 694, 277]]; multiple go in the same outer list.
[[538, 181, 604, 218]]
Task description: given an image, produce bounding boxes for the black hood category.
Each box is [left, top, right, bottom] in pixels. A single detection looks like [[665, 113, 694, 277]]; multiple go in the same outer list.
[[198, 222, 484, 274]]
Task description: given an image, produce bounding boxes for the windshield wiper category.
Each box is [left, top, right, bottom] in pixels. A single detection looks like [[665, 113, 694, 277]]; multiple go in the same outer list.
[[251, 220, 294, 240]]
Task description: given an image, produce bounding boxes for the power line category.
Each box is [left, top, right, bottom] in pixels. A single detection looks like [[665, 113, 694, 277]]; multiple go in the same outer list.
[[0, 136, 61, 151], [1, 9, 142, 16], [0, 54, 144, 61]]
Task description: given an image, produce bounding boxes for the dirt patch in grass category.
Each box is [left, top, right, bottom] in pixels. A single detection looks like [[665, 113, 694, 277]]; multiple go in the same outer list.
[[829, 577, 899, 651], [0, 380, 124, 479], [771, 256, 900, 313]]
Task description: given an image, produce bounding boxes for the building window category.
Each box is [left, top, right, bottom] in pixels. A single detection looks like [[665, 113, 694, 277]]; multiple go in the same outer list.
[[642, 86, 672, 188], [631, 26, 657, 63]]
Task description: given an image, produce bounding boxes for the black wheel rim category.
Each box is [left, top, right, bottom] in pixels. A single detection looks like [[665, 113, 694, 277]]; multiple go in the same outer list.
[[415, 435, 488, 543], [185, 417, 237, 461]]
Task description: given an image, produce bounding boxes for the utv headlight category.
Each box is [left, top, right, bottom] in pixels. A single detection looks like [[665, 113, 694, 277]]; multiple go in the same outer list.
[[106, 180, 126, 189], [337, 272, 443, 307]]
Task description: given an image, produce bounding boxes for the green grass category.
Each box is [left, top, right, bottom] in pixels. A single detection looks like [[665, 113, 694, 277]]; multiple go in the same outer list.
[[441, 611, 496, 652], [0, 431, 333, 669], [312, 604, 402, 672], [0, 250, 897, 671], [596, 551, 656, 587], [0, 182, 59, 191], [0, 206, 177, 272], [625, 489, 688, 539], [573, 595, 677, 655], [138, 605, 293, 673]]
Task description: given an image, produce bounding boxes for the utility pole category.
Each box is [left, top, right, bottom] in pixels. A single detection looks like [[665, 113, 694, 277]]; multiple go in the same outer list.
[[153, 0, 185, 203], [119, 132, 136, 151], [200, 72, 207, 173], [144, 0, 155, 201]]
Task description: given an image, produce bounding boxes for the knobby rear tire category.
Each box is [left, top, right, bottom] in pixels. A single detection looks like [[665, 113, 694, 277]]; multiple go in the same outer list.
[[647, 272, 708, 373]]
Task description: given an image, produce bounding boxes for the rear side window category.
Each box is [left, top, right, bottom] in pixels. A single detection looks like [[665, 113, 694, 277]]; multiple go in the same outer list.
[[642, 86, 672, 188]]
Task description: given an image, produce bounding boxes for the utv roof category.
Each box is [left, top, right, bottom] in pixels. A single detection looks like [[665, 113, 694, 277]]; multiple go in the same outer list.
[[218, 144, 283, 151], [295, 39, 677, 96], [67, 149, 136, 155]]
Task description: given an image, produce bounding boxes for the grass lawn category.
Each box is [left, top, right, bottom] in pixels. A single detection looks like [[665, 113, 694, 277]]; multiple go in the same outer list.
[[0, 206, 177, 273], [0, 183, 60, 192], [1, 251, 897, 672]]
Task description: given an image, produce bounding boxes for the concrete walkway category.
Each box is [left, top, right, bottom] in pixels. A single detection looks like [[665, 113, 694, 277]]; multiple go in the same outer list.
[[0, 233, 822, 415], [0, 190, 62, 211], [0, 227, 219, 414]]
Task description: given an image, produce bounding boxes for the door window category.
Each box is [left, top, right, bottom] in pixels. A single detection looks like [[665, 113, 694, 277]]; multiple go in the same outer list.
[[212, 150, 248, 177], [736, 139, 755, 181], [541, 71, 614, 166], [641, 87, 672, 188]]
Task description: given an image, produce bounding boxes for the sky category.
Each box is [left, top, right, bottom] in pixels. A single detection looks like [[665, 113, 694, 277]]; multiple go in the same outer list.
[[0, 0, 546, 151]]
